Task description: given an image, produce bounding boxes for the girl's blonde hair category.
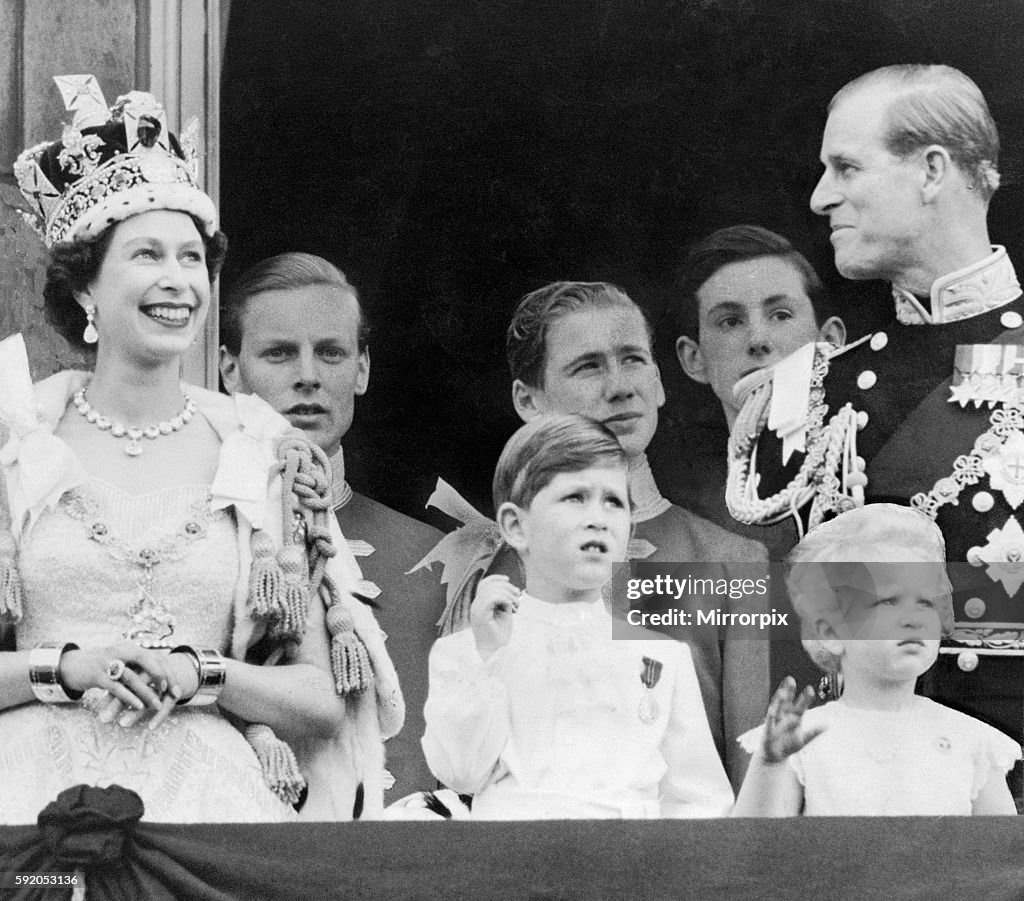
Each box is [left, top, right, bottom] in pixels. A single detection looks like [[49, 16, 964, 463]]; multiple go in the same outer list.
[[785, 504, 954, 673]]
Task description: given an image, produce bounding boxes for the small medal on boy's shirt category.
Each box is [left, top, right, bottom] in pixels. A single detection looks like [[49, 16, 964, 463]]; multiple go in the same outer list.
[[638, 656, 663, 724]]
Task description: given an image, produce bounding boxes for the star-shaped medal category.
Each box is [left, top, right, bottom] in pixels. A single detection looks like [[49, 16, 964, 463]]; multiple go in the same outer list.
[[968, 515, 1024, 596]]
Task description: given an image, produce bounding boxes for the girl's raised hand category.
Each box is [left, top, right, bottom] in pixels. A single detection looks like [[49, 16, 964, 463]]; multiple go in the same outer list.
[[470, 574, 521, 660], [760, 676, 827, 764]]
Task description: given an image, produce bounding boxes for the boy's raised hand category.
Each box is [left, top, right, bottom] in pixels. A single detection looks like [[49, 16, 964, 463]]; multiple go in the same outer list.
[[470, 574, 521, 660], [760, 676, 827, 764]]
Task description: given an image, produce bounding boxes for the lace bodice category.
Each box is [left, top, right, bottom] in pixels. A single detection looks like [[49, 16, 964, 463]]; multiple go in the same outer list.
[[0, 478, 296, 824], [0, 360, 399, 821], [17, 479, 237, 651]]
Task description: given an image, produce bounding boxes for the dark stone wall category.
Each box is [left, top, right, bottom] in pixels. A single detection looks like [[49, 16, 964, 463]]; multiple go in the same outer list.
[[221, 0, 1024, 522], [0, 0, 136, 380]]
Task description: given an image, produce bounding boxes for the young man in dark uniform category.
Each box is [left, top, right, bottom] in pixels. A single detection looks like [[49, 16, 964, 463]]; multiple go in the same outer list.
[[220, 253, 446, 802], [655, 224, 846, 562], [656, 225, 846, 692]]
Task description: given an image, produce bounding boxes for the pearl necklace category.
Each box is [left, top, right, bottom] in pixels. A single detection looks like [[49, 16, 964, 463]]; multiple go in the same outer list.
[[72, 388, 196, 456]]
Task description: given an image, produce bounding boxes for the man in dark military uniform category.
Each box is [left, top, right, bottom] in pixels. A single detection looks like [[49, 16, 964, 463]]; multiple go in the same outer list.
[[220, 253, 445, 802], [727, 65, 1024, 795]]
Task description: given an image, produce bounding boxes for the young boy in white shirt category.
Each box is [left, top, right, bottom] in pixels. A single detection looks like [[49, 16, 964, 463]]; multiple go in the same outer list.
[[422, 413, 733, 819]]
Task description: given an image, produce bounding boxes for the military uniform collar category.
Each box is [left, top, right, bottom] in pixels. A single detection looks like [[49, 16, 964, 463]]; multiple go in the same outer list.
[[629, 453, 672, 523], [892, 246, 1021, 325], [329, 446, 354, 509]]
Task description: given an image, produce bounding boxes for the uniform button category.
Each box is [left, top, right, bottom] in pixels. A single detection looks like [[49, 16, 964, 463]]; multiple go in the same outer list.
[[973, 491, 994, 513], [1001, 310, 1023, 329], [964, 597, 986, 619], [856, 411, 869, 430], [870, 332, 888, 351], [957, 651, 979, 672], [857, 370, 877, 390]]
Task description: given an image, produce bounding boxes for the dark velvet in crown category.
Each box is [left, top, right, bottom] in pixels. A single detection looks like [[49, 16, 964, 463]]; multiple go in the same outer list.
[[14, 77, 216, 247], [36, 112, 186, 196]]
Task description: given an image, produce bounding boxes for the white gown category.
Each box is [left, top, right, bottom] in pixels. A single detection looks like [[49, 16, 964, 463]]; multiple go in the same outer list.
[[0, 478, 295, 824], [0, 337, 403, 822]]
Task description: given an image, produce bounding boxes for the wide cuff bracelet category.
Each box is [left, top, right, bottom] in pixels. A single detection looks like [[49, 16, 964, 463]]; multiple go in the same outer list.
[[29, 642, 82, 703], [171, 645, 226, 706]]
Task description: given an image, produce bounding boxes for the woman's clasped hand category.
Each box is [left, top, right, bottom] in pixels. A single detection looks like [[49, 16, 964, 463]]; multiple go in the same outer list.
[[59, 643, 200, 729]]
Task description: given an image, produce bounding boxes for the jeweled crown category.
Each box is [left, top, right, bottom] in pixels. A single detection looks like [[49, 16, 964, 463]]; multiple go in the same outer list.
[[14, 75, 216, 247]]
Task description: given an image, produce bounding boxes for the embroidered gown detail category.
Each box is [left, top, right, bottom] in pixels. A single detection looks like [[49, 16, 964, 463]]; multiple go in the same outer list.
[[1, 479, 295, 824]]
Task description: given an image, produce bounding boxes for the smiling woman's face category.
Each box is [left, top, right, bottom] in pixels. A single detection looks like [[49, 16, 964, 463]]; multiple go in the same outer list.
[[78, 210, 210, 365]]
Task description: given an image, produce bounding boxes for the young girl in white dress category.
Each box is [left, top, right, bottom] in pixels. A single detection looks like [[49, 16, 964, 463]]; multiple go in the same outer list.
[[733, 504, 1019, 816], [421, 414, 733, 819]]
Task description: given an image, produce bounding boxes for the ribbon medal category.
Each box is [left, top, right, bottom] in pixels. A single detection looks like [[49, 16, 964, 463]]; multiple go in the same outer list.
[[637, 656, 663, 724]]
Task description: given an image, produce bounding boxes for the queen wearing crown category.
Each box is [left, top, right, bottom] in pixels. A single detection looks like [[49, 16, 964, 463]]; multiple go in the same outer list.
[[0, 76, 403, 823]]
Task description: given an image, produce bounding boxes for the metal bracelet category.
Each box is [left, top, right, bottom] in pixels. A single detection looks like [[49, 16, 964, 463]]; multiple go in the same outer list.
[[29, 642, 82, 703], [170, 645, 226, 706]]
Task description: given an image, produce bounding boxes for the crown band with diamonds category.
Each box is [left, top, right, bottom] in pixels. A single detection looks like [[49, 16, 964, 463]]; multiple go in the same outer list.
[[14, 75, 216, 248], [41, 152, 213, 247]]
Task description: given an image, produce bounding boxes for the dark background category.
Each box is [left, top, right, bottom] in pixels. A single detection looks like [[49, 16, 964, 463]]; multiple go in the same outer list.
[[221, 0, 1024, 524]]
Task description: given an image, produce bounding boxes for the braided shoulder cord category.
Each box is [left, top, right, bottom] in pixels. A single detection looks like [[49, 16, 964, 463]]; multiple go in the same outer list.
[[277, 432, 373, 693], [726, 343, 863, 530], [243, 430, 374, 805], [248, 433, 327, 644]]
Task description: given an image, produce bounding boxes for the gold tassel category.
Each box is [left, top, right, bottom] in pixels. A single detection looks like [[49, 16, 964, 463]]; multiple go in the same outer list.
[[0, 530, 22, 622], [245, 723, 306, 806], [326, 603, 373, 694], [248, 529, 282, 618], [270, 544, 309, 641]]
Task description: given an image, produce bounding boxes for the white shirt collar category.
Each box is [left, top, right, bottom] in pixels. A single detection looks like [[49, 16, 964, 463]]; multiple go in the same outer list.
[[518, 591, 608, 624], [628, 453, 672, 523]]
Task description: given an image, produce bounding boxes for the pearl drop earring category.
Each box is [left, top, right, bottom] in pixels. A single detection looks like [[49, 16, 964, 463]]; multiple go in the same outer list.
[[83, 305, 98, 344]]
